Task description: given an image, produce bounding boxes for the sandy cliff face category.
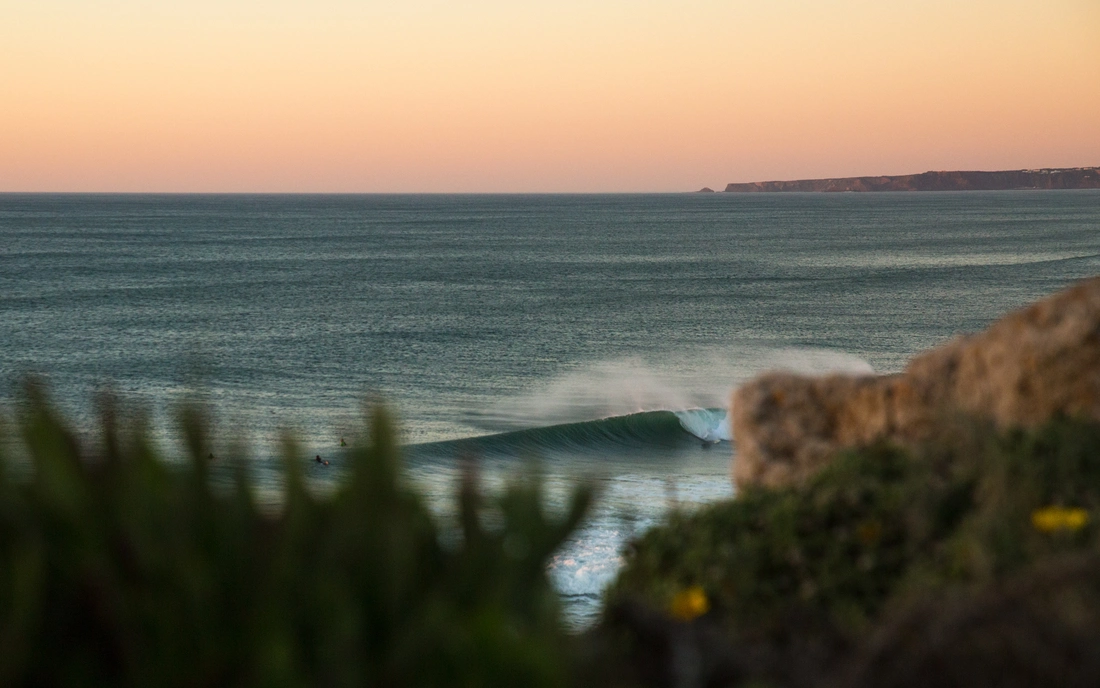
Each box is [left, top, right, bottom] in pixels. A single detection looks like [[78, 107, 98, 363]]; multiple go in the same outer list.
[[731, 276, 1100, 489]]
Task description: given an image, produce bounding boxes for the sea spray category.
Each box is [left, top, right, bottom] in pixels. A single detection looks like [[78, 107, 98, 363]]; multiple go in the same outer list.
[[466, 346, 873, 433]]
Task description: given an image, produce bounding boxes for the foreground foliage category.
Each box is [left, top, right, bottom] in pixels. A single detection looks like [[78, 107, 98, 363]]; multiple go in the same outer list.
[[6, 377, 1100, 688], [0, 381, 591, 687], [599, 417, 1100, 687]]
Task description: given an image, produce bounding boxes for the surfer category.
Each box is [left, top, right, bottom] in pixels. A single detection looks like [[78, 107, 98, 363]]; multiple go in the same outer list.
[[340, 437, 347, 447], [315, 454, 329, 466]]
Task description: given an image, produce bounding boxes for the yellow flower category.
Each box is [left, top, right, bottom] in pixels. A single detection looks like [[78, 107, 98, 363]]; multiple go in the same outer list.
[[1031, 506, 1089, 532], [669, 586, 709, 621]]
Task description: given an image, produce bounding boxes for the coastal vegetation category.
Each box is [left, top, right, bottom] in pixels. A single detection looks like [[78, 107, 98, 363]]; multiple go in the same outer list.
[[3, 379, 1100, 686], [0, 379, 590, 687], [598, 416, 1100, 686]]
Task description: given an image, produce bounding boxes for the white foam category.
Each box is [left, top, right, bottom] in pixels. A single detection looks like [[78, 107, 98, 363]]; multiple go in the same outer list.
[[674, 408, 732, 442], [546, 472, 736, 629]]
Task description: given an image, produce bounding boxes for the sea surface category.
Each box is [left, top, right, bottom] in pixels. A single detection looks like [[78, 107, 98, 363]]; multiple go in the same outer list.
[[2, 191, 1099, 625]]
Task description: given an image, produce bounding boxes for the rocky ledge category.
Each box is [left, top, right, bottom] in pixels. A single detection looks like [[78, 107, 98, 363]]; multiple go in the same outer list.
[[731, 276, 1100, 489]]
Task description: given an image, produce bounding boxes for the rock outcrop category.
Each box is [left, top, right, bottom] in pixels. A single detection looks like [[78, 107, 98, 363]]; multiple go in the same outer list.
[[731, 277, 1100, 489], [723, 167, 1100, 193]]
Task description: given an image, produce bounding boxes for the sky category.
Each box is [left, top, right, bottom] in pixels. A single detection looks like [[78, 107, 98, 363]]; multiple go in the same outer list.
[[1, 0, 1098, 192]]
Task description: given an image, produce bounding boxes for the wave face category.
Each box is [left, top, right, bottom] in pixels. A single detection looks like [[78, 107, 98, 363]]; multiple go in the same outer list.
[[407, 408, 730, 466]]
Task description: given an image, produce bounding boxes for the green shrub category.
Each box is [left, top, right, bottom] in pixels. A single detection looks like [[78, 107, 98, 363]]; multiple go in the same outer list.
[[608, 417, 1100, 639], [0, 380, 592, 688], [607, 441, 973, 634], [597, 416, 1100, 687], [934, 417, 1100, 581]]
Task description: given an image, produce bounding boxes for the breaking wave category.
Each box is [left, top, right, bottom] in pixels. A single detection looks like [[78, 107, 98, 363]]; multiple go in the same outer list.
[[408, 346, 869, 463], [407, 408, 730, 463]]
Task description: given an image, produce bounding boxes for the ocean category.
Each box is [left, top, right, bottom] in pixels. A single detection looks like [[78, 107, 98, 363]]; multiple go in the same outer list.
[[2, 191, 1098, 625]]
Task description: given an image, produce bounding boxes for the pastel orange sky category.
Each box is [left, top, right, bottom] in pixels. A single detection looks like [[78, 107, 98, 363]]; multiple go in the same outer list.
[[2, 0, 1098, 192]]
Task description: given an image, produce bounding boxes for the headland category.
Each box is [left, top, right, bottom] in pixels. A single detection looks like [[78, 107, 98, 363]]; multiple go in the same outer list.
[[723, 166, 1100, 192]]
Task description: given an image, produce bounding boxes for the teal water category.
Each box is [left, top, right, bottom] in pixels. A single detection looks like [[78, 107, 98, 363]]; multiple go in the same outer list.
[[2, 191, 1099, 624]]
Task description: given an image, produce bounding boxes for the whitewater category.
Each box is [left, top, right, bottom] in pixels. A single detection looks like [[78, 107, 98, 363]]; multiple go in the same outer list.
[[2, 191, 1098, 625]]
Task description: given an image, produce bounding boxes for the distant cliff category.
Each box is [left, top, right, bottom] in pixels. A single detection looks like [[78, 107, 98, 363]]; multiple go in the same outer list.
[[724, 167, 1100, 192]]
